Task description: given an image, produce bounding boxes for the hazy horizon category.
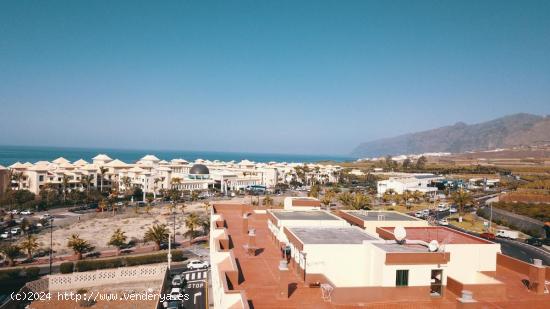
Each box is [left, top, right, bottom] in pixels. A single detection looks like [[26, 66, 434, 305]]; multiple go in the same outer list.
[[1, 1, 549, 155]]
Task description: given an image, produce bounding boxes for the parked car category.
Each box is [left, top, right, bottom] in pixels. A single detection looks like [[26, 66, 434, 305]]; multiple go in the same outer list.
[[449, 207, 457, 214], [20, 209, 34, 215], [437, 203, 449, 212], [187, 259, 209, 270], [171, 275, 183, 287], [0, 232, 9, 239], [163, 300, 181, 309], [414, 211, 423, 218], [39, 214, 52, 220], [525, 238, 543, 247], [11, 227, 21, 235], [169, 288, 183, 300], [10, 210, 19, 215], [422, 209, 430, 216], [438, 218, 449, 226], [479, 232, 495, 240], [496, 229, 519, 240]]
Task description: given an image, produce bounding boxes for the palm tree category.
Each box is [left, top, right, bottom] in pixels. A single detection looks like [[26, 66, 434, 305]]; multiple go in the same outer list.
[[200, 216, 210, 236], [0, 245, 21, 266], [190, 191, 199, 202], [143, 224, 169, 251], [10, 171, 23, 190], [99, 167, 108, 192], [98, 199, 107, 212], [67, 234, 94, 260], [170, 177, 182, 190], [108, 228, 127, 255], [262, 195, 274, 208], [179, 202, 187, 215], [451, 189, 472, 217], [308, 184, 320, 198], [337, 192, 353, 208], [62, 175, 70, 203], [202, 201, 211, 212], [320, 195, 333, 210], [20, 234, 40, 260], [81, 174, 94, 198], [153, 178, 161, 199], [121, 176, 132, 195], [348, 192, 371, 210], [184, 213, 201, 240]]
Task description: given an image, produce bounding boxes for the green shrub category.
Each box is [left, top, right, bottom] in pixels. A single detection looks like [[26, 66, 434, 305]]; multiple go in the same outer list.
[[60, 262, 74, 274], [76, 258, 123, 272], [0, 269, 22, 280], [25, 267, 40, 279], [124, 250, 185, 266]]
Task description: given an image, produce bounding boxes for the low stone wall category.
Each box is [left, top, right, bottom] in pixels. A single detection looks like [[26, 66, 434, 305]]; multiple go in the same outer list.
[[478, 206, 545, 237], [47, 264, 166, 291]]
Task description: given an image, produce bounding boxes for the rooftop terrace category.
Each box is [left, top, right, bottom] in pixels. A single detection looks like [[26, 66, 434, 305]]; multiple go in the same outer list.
[[377, 226, 491, 245], [288, 227, 379, 245], [270, 210, 340, 221], [346, 210, 420, 221]]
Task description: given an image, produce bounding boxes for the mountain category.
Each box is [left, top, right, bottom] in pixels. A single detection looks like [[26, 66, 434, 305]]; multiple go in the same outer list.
[[351, 113, 550, 157]]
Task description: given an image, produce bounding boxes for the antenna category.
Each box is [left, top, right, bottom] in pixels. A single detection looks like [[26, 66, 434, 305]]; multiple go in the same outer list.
[[394, 226, 406, 243], [428, 240, 439, 252]]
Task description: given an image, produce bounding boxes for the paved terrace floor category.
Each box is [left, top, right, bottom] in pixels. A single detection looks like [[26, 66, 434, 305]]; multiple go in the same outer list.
[[220, 207, 549, 308]]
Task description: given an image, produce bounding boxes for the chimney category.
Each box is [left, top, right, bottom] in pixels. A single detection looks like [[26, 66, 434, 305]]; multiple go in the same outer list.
[[242, 214, 249, 234], [277, 259, 290, 299], [456, 290, 477, 307], [529, 259, 546, 295], [246, 228, 257, 256]]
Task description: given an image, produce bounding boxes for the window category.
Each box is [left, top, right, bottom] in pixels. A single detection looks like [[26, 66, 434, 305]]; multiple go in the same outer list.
[[39, 176, 44, 182], [396, 270, 409, 286]]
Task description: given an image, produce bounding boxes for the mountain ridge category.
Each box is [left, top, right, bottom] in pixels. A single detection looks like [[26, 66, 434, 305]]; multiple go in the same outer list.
[[351, 113, 550, 157]]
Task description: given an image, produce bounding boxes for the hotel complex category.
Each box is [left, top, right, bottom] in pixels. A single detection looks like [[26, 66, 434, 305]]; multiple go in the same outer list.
[[6, 154, 341, 195]]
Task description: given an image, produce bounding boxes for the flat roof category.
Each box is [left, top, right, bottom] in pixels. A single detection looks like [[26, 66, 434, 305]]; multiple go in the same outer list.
[[270, 210, 340, 221], [346, 211, 420, 222], [379, 227, 491, 245], [288, 227, 379, 244], [373, 243, 429, 253]]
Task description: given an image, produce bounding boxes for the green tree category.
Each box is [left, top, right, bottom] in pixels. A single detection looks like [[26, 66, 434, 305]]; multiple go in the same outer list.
[[184, 213, 201, 240], [20, 234, 40, 260], [99, 167, 109, 192], [143, 224, 169, 251], [308, 184, 320, 198], [337, 192, 353, 208], [348, 192, 371, 210], [0, 244, 21, 266], [262, 195, 274, 208], [67, 234, 94, 260], [451, 189, 472, 215], [416, 156, 428, 169], [108, 228, 127, 255]]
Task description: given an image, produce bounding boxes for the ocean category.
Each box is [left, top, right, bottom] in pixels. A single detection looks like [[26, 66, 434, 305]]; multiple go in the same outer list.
[[0, 145, 355, 166]]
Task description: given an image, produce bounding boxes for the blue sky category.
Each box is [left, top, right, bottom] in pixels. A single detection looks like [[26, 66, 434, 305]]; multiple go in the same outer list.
[[0, 0, 549, 155]]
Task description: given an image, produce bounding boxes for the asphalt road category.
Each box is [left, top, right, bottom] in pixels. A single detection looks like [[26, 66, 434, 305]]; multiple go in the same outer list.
[[412, 206, 550, 266], [167, 268, 208, 309]]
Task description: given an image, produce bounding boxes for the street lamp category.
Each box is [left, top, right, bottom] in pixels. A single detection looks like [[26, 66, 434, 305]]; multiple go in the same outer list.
[[49, 217, 54, 274]]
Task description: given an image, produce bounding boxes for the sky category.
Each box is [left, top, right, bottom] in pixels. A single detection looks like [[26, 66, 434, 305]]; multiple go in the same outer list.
[[0, 0, 549, 155]]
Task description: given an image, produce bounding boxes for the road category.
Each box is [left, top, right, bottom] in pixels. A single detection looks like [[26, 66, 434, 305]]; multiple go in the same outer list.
[[167, 268, 208, 309], [411, 205, 550, 266]]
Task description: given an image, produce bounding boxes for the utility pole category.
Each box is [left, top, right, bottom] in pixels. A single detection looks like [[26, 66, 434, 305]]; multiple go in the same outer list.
[[49, 217, 54, 274], [167, 232, 172, 270]]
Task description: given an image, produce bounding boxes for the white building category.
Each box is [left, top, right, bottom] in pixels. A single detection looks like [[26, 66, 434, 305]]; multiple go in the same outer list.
[[376, 174, 443, 196], [7, 154, 342, 196]]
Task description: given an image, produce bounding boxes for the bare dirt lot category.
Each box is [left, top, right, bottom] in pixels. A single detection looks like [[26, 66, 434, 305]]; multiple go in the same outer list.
[[36, 202, 207, 255]]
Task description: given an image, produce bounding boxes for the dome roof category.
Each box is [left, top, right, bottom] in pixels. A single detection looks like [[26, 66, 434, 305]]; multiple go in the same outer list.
[[189, 164, 209, 175]]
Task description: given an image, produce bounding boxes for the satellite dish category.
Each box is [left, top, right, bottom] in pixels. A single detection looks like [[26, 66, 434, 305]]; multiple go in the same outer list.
[[394, 226, 406, 242], [428, 240, 439, 252]]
